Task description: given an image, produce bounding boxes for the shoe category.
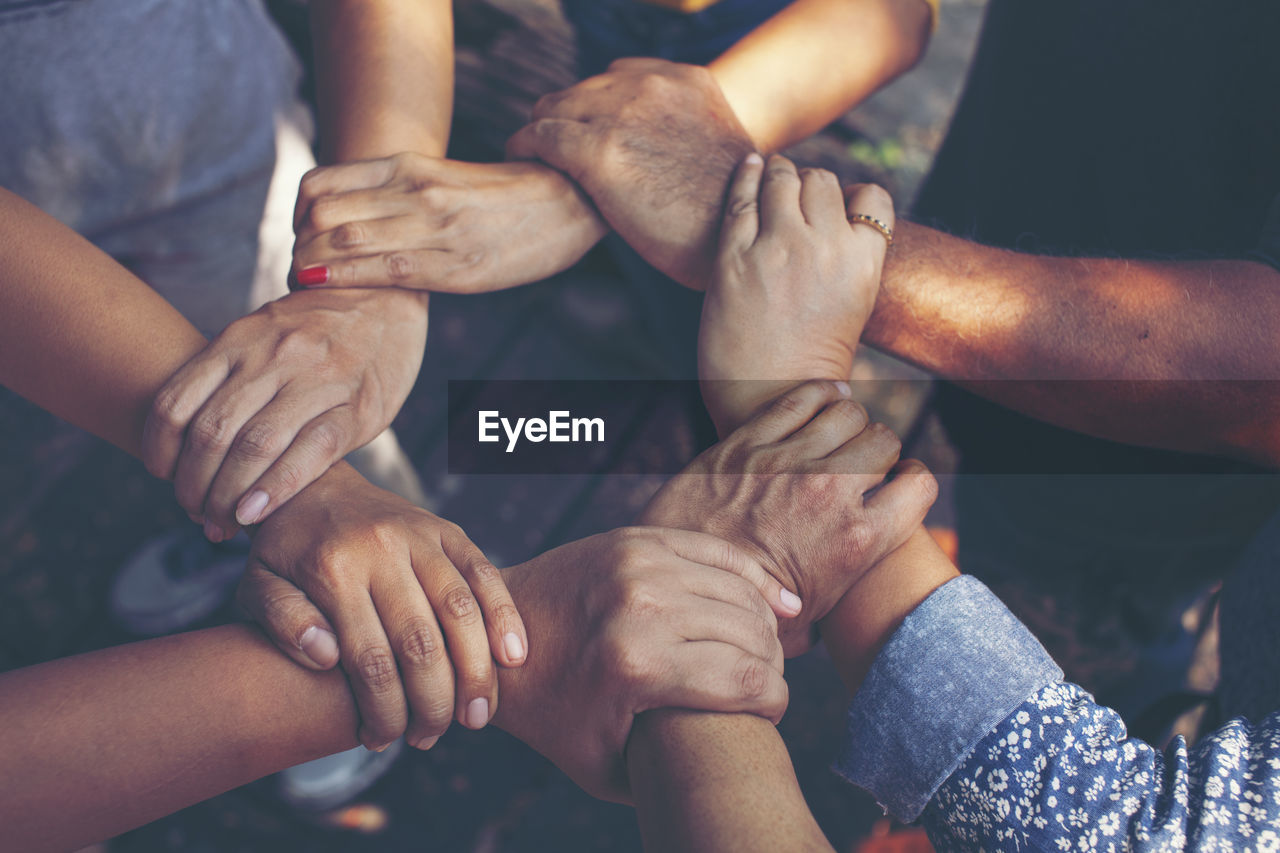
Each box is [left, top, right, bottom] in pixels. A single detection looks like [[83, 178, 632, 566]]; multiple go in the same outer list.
[[276, 740, 404, 811], [109, 529, 249, 636]]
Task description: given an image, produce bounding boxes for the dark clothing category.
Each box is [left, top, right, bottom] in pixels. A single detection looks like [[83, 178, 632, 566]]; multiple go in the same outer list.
[[912, 0, 1280, 711]]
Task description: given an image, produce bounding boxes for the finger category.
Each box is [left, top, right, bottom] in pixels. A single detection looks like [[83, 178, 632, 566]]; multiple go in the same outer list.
[[329, 587, 411, 750], [718, 152, 765, 252], [233, 406, 360, 527], [235, 563, 340, 670], [294, 159, 401, 232], [415, 552, 496, 734], [674, 569, 782, 667], [645, 528, 801, 620], [442, 527, 527, 668], [172, 374, 285, 539], [798, 167, 847, 229], [202, 386, 347, 531], [142, 352, 234, 482], [826, 420, 904, 480], [735, 379, 852, 446], [294, 214, 434, 273], [529, 75, 616, 121], [298, 247, 484, 293], [865, 458, 939, 537], [759, 155, 803, 233], [505, 120, 594, 177], [843, 182, 897, 256], [370, 567, 458, 749], [780, 397, 871, 460], [294, 188, 421, 245], [656, 643, 789, 724]]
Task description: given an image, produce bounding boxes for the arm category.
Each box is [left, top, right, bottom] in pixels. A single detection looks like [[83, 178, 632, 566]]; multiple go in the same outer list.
[[865, 222, 1280, 467], [309, 0, 454, 161], [0, 186, 524, 750], [628, 712, 833, 853], [0, 527, 788, 851], [709, 0, 933, 153], [821, 543, 1280, 851]]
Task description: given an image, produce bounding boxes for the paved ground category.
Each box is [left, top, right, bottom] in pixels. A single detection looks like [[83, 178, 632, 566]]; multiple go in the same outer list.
[[0, 1, 989, 850]]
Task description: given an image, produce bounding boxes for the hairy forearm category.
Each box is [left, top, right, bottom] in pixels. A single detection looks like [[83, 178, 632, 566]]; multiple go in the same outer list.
[[867, 222, 1280, 466], [0, 188, 207, 455], [709, 0, 931, 153], [628, 711, 832, 853], [309, 0, 454, 161]]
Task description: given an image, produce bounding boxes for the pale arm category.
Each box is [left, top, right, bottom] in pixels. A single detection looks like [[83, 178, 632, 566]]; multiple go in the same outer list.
[[867, 221, 1280, 467], [309, 0, 454, 161], [709, 0, 933, 153]]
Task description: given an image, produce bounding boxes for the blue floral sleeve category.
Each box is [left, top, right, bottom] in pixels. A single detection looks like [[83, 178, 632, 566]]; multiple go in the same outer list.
[[924, 682, 1280, 852]]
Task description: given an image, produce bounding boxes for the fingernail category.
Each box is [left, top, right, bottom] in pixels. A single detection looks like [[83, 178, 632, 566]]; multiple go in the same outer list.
[[414, 735, 439, 751], [371, 742, 392, 753], [779, 588, 803, 615], [465, 697, 490, 729], [203, 519, 224, 543], [744, 152, 763, 166], [296, 265, 329, 287], [503, 632, 526, 663], [236, 490, 270, 526], [834, 381, 852, 397], [299, 625, 340, 668]]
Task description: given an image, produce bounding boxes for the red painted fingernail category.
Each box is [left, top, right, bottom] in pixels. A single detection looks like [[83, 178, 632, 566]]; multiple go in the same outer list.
[[297, 265, 330, 287]]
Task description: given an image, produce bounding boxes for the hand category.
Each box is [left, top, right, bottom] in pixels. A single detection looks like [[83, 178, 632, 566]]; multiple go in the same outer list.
[[641, 381, 936, 656], [235, 463, 528, 750], [290, 154, 608, 293], [493, 526, 790, 803], [700, 154, 896, 434], [506, 58, 756, 290], [142, 287, 427, 539]]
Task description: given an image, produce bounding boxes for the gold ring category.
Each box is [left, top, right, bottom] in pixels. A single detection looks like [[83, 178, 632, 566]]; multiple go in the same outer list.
[[847, 213, 894, 247]]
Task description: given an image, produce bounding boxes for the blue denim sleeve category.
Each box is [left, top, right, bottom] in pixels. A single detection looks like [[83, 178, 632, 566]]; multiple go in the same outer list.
[[833, 575, 1062, 821]]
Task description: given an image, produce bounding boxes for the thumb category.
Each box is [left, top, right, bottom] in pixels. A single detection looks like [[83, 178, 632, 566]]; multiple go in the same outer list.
[[236, 563, 340, 670]]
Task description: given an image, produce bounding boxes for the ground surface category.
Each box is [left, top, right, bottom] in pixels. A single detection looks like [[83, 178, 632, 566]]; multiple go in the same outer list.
[[0, 2, 988, 850]]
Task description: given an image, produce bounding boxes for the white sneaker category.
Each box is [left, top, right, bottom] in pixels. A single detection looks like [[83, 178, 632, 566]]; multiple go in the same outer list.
[[276, 740, 405, 811], [109, 529, 249, 636]]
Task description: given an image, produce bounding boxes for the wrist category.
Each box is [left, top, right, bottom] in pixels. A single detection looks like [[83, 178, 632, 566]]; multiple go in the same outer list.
[[819, 527, 958, 695]]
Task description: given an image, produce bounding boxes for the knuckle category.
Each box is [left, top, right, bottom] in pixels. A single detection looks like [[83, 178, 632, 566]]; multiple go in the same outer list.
[[441, 585, 479, 621], [734, 654, 770, 700], [330, 221, 367, 250], [382, 251, 419, 282], [307, 194, 344, 231], [414, 184, 449, 213], [189, 410, 236, 453], [397, 621, 443, 668], [728, 197, 759, 218], [306, 418, 348, 461], [354, 646, 400, 693], [488, 602, 521, 632], [232, 421, 284, 462], [296, 168, 325, 203], [149, 387, 188, 431], [870, 421, 903, 455]]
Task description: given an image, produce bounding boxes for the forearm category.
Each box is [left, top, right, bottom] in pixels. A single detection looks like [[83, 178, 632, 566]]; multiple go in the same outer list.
[[628, 711, 832, 853], [0, 188, 207, 455], [820, 526, 957, 695], [0, 561, 549, 850], [708, 0, 931, 153], [309, 0, 454, 160], [0, 625, 357, 852], [867, 221, 1280, 466]]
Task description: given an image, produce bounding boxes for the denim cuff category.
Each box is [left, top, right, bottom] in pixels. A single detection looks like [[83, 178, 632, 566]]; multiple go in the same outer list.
[[833, 575, 1063, 822]]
